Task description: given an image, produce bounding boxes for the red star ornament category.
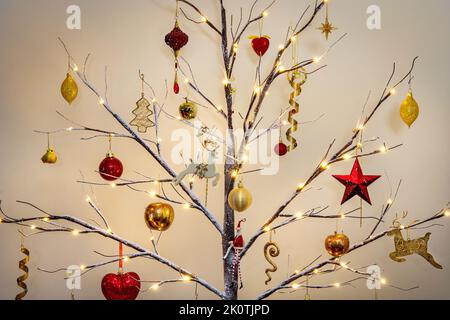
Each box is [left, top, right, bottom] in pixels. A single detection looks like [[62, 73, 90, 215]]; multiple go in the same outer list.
[[332, 158, 381, 205]]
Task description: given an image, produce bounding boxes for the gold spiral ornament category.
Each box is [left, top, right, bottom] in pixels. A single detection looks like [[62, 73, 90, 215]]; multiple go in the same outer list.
[[286, 68, 307, 152], [264, 241, 280, 285], [15, 244, 30, 300]]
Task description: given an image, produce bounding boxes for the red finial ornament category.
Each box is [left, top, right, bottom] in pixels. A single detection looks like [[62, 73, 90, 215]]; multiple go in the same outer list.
[[165, 16, 189, 95]]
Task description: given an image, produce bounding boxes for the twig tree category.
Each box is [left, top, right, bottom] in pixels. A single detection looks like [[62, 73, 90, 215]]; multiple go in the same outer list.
[[1, 0, 448, 300]]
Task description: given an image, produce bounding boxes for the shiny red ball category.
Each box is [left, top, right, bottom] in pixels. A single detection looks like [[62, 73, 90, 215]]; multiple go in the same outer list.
[[251, 37, 270, 57], [99, 155, 123, 181], [101, 272, 141, 301], [274, 143, 288, 156]]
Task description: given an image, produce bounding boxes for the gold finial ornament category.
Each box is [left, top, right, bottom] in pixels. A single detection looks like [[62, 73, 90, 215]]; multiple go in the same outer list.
[[61, 73, 78, 104], [400, 91, 420, 128]]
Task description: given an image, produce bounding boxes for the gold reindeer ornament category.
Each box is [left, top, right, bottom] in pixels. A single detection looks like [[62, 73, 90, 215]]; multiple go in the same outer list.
[[388, 213, 443, 269]]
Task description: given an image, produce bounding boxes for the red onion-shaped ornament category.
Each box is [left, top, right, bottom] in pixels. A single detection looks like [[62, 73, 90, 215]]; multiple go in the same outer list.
[[165, 22, 189, 57], [101, 272, 141, 300], [99, 153, 123, 181]]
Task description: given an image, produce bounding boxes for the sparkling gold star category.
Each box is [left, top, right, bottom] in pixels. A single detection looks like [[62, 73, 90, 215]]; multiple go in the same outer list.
[[318, 18, 337, 40]]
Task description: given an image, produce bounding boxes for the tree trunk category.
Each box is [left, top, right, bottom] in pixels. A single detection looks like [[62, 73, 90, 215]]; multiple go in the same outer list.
[[222, 161, 237, 300]]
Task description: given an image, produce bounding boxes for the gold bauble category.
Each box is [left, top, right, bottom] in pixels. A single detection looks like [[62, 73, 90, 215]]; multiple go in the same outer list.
[[178, 101, 198, 120], [400, 91, 419, 128], [61, 73, 78, 104], [144, 202, 175, 231], [324, 232, 350, 257], [228, 181, 252, 212], [41, 148, 57, 164]]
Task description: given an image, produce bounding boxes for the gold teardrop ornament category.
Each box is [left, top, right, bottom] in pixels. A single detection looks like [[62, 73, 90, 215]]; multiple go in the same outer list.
[[400, 91, 419, 128], [61, 73, 78, 104], [41, 148, 58, 164], [228, 181, 252, 213]]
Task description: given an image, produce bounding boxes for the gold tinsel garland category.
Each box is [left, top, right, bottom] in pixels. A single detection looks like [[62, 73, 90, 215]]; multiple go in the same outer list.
[[286, 69, 307, 152]]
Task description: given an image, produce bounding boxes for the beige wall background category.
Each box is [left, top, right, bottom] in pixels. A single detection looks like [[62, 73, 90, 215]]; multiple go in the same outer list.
[[0, 0, 449, 300]]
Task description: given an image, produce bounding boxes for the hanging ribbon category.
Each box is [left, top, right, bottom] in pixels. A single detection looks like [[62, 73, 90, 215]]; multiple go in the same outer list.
[[286, 69, 306, 152], [15, 232, 30, 300], [118, 242, 123, 274], [264, 231, 280, 285]]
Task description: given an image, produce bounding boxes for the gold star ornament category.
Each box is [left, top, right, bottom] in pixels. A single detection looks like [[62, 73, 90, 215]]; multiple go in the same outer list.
[[318, 17, 336, 40]]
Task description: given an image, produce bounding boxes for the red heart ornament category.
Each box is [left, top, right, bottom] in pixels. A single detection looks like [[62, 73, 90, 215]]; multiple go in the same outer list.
[[251, 36, 270, 57], [101, 272, 141, 300]]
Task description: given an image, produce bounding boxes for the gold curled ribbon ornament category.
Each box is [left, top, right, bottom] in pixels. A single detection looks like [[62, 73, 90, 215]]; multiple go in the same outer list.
[[286, 68, 307, 152], [15, 233, 30, 300], [264, 232, 280, 285]]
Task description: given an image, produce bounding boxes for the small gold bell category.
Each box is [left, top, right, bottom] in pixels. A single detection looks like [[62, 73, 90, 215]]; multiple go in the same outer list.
[[41, 148, 58, 164]]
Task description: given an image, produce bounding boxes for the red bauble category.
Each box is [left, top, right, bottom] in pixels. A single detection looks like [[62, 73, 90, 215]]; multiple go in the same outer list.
[[332, 158, 381, 205], [99, 154, 123, 181], [274, 143, 288, 156], [251, 36, 270, 57], [101, 272, 141, 300], [165, 25, 189, 54]]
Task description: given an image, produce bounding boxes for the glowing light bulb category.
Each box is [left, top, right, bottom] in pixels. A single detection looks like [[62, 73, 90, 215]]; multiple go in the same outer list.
[[201, 16, 208, 23], [290, 35, 297, 42], [380, 278, 387, 285], [43, 217, 50, 222], [390, 88, 396, 95], [445, 210, 450, 217], [107, 228, 113, 234], [72, 230, 80, 236], [123, 256, 130, 262], [149, 191, 157, 198], [85, 196, 91, 203], [379, 145, 388, 153], [99, 97, 105, 105], [151, 284, 159, 291], [342, 153, 352, 160], [231, 170, 238, 178], [278, 44, 285, 50], [313, 57, 321, 64], [73, 65, 79, 72], [387, 199, 393, 205], [320, 161, 330, 170], [30, 225, 36, 230], [340, 214, 346, 219], [334, 283, 341, 288], [80, 265, 86, 271], [182, 275, 192, 282], [262, 11, 269, 17], [296, 212, 304, 219], [313, 269, 319, 274], [282, 120, 288, 126], [294, 270, 300, 275], [292, 283, 300, 289], [263, 226, 271, 233], [183, 203, 191, 210], [297, 182, 305, 191], [157, 138, 163, 143], [110, 183, 117, 188], [241, 154, 248, 163], [66, 127, 73, 131]]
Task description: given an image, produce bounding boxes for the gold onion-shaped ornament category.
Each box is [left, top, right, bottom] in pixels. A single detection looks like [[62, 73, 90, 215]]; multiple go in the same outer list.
[[41, 148, 57, 164], [400, 91, 419, 128], [228, 181, 252, 212], [144, 202, 175, 231], [61, 73, 78, 104]]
